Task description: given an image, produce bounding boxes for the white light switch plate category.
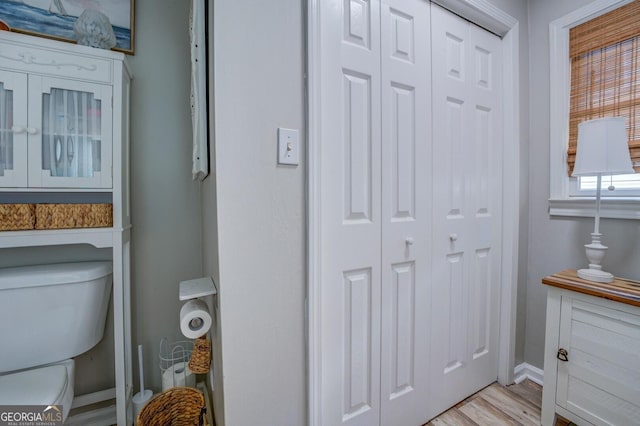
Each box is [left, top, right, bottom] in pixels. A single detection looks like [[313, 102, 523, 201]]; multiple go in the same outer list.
[[278, 128, 299, 165]]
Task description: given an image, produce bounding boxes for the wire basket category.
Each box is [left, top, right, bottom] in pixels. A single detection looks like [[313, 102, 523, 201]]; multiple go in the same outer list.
[[159, 338, 196, 390]]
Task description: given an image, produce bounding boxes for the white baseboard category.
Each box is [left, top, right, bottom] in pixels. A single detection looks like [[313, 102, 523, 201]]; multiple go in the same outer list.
[[513, 362, 544, 386]]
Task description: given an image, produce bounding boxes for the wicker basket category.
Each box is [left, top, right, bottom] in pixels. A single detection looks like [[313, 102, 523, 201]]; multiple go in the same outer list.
[[188, 337, 211, 374], [35, 203, 113, 230], [136, 387, 206, 426], [0, 204, 36, 231]]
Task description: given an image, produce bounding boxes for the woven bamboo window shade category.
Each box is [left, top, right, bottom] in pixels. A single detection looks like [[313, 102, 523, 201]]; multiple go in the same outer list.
[[568, 0, 640, 175]]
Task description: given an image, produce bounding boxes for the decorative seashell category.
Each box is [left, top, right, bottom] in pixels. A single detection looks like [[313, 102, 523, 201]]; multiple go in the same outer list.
[[73, 9, 116, 50]]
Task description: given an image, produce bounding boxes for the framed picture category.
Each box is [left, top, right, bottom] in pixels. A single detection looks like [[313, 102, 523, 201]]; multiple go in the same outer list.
[[0, 0, 135, 54]]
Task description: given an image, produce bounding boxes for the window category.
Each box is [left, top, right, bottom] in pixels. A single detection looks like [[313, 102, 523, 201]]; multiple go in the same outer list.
[[568, 0, 640, 196], [549, 0, 640, 219]]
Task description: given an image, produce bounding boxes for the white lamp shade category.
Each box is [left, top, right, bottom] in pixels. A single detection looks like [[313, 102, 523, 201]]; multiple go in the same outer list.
[[572, 117, 634, 176]]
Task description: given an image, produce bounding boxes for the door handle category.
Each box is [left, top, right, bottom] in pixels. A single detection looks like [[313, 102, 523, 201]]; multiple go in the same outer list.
[[405, 237, 414, 246], [557, 348, 568, 362]]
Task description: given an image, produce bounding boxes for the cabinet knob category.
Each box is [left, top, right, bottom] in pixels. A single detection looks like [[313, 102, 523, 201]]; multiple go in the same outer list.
[[405, 237, 414, 246], [449, 233, 458, 242], [556, 348, 569, 362], [26, 127, 38, 135]]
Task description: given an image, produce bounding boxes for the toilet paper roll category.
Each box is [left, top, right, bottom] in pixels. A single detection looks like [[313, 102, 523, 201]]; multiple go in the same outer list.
[[180, 299, 212, 339], [161, 361, 196, 391]]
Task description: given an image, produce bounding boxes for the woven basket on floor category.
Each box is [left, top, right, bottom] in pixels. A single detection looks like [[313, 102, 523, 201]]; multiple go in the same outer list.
[[0, 204, 36, 231], [35, 203, 113, 229], [188, 337, 211, 374], [136, 387, 206, 426]]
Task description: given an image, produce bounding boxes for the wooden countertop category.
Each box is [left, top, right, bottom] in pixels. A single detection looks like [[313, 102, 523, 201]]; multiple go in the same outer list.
[[542, 269, 640, 308]]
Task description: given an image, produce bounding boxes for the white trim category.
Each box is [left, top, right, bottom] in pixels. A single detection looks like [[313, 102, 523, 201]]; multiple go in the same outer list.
[[498, 21, 520, 388], [549, 198, 640, 220], [513, 362, 544, 386], [71, 388, 116, 409], [307, 1, 520, 423], [548, 0, 639, 216], [65, 405, 117, 426], [432, 0, 517, 36], [306, 1, 322, 425]]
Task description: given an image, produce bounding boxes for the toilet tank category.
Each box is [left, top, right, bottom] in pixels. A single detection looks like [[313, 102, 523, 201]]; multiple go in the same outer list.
[[0, 261, 112, 373]]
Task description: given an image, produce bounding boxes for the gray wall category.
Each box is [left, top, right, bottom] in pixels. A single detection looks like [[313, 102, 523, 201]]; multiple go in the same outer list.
[[205, 0, 306, 425], [0, 0, 201, 397], [203, 1, 529, 425], [127, 0, 203, 392], [525, 0, 640, 369]]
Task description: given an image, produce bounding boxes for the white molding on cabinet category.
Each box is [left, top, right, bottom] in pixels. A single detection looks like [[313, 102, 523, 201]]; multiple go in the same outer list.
[[0, 52, 98, 71]]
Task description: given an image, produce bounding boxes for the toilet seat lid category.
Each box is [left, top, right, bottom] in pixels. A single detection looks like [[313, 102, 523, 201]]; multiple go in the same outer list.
[[0, 364, 68, 405]]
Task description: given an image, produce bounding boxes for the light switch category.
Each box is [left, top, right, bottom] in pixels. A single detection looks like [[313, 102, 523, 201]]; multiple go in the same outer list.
[[278, 128, 299, 165]]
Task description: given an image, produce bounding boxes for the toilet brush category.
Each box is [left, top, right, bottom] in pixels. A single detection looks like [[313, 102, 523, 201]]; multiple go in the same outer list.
[[132, 344, 153, 423]]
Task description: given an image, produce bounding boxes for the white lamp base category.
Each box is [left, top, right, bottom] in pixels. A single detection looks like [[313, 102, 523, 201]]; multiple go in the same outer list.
[[578, 233, 614, 283], [577, 267, 614, 283]]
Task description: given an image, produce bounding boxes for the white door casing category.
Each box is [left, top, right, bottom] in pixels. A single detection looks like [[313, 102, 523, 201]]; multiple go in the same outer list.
[[380, 0, 431, 425], [429, 3, 503, 417]]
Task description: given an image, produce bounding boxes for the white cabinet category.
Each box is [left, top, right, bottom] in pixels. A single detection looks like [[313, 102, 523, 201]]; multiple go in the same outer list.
[[0, 36, 115, 189], [0, 31, 133, 426], [542, 270, 640, 426]]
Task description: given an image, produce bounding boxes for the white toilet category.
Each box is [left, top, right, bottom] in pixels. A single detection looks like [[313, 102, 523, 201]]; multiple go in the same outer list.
[[0, 261, 113, 422]]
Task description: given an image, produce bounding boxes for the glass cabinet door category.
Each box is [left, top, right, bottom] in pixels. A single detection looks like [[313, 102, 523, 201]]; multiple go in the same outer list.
[[0, 70, 28, 188], [28, 76, 112, 189], [42, 88, 103, 179]]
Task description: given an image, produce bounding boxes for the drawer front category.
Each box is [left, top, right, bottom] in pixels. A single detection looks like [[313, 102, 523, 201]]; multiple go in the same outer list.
[[0, 41, 112, 84], [557, 296, 640, 425]]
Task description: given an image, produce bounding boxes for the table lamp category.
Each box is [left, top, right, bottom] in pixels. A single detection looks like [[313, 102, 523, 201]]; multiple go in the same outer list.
[[572, 117, 634, 283]]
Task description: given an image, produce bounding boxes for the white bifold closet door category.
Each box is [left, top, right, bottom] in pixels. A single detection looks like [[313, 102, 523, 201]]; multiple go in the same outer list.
[[429, 3, 503, 418], [318, 1, 502, 425]]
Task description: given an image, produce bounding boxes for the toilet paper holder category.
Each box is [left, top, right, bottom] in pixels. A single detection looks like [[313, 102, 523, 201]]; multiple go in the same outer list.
[[179, 277, 216, 340], [179, 277, 216, 301]]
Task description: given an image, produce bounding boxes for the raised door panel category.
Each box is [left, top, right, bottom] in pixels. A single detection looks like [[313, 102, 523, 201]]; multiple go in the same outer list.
[[557, 296, 640, 425], [430, 4, 502, 417], [464, 22, 502, 390], [0, 70, 28, 188], [380, 0, 431, 424], [27, 75, 112, 189], [320, 1, 382, 425]]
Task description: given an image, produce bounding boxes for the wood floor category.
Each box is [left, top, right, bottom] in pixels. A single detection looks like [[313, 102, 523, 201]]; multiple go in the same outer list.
[[426, 379, 571, 426]]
